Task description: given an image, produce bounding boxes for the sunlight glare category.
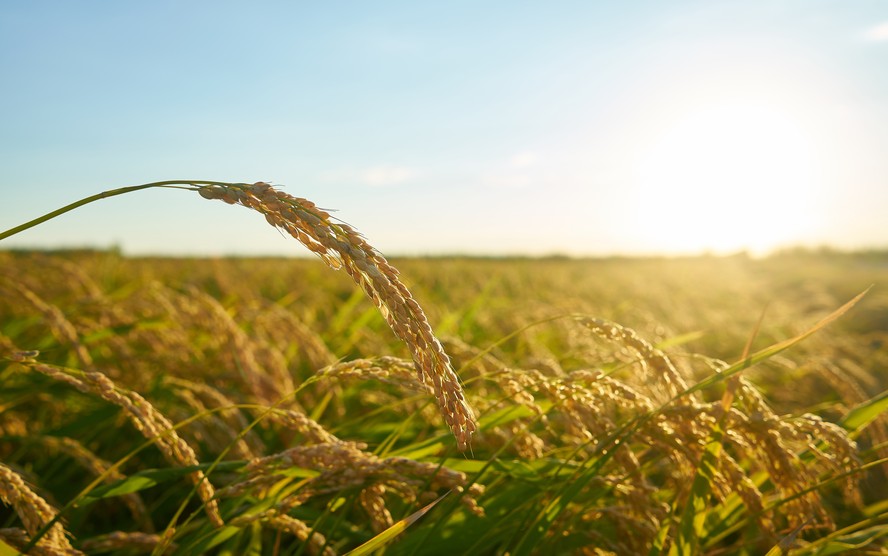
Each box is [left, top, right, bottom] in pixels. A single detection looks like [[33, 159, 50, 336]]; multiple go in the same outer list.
[[634, 100, 822, 255]]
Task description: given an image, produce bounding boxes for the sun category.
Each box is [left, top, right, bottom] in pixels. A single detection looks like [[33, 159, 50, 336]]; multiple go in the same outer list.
[[632, 99, 823, 255]]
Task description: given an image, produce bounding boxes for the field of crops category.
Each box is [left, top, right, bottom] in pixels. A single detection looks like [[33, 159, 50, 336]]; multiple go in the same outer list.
[[1, 247, 886, 555], [1, 185, 887, 555]]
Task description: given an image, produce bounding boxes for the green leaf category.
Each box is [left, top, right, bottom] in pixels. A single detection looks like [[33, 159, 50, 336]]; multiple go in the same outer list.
[[85, 474, 160, 500], [807, 525, 888, 555], [685, 288, 869, 397], [669, 425, 723, 556], [763, 519, 808, 556], [244, 521, 263, 556], [656, 330, 705, 350], [478, 404, 538, 429], [81, 323, 139, 344], [432, 457, 579, 482], [840, 388, 888, 433], [179, 494, 289, 554], [346, 492, 449, 555], [81, 461, 242, 503], [510, 453, 608, 556], [489, 457, 581, 482], [0, 540, 21, 556], [188, 525, 242, 554], [387, 437, 448, 459]]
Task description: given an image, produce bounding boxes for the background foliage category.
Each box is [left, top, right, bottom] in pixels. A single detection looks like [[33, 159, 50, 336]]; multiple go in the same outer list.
[[1, 249, 887, 554]]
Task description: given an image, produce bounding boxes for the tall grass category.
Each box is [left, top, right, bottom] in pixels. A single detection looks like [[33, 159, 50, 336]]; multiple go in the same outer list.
[[1, 182, 886, 554]]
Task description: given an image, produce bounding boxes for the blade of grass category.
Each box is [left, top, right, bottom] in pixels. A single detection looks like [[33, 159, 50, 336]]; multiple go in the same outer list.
[[840, 388, 888, 435], [345, 492, 450, 556], [403, 409, 549, 556], [655, 330, 706, 350], [509, 424, 626, 556], [81, 462, 242, 503], [682, 288, 870, 398], [667, 425, 725, 556], [788, 518, 888, 555]]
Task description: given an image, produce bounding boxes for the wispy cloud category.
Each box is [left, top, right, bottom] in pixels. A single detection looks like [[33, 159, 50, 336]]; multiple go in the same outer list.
[[481, 151, 542, 189], [359, 165, 417, 186], [862, 21, 888, 42]]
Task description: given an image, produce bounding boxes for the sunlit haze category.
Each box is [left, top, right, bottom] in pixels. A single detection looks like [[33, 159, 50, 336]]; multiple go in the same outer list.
[[635, 98, 822, 254], [1, 1, 886, 257]]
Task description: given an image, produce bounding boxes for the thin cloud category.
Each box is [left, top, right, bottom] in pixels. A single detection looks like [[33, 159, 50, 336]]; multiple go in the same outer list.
[[360, 165, 417, 186], [862, 21, 888, 42]]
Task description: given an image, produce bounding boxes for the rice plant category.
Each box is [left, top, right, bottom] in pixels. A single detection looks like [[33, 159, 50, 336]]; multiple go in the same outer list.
[[1, 181, 886, 555]]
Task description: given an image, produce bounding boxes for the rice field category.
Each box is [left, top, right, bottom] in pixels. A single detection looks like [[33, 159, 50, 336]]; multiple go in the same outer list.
[[1, 184, 887, 555]]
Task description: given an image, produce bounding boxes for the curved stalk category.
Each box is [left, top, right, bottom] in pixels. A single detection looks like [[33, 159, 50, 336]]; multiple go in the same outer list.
[[0, 180, 248, 242]]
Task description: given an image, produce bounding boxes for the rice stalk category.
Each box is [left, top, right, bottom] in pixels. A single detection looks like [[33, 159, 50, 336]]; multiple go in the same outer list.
[[9, 353, 224, 528], [79, 531, 177, 554], [580, 317, 689, 399], [316, 356, 434, 394], [221, 442, 485, 518], [229, 511, 335, 556], [35, 435, 152, 531], [197, 182, 476, 449], [184, 285, 297, 407], [0, 180, 477, 448], [0, 463, 80, 554], [0, 280, 94, 369], [164, 376, 265, 459]]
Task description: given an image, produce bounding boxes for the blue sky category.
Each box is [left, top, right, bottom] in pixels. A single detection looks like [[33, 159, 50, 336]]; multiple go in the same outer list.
[[1, 1, 886, 256]]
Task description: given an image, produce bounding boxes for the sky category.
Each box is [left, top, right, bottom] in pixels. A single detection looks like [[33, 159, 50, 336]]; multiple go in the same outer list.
[[1, 1, 887, 257]]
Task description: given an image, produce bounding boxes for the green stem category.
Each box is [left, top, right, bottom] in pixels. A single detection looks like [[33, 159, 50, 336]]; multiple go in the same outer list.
[[0, 180, 249, 242]]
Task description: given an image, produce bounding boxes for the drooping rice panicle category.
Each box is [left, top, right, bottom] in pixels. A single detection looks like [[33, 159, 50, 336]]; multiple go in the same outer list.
[[359, 483, 395, 532], [221, 442, 485, 517], [229, 511, 335, 556], [196, 182, 476, 449], [581, 317, 689, 399], [2, 194, 879, 554], [316, 356, 434, 394], [0, 463, 80, 554], [10, 354, 224, 528]]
